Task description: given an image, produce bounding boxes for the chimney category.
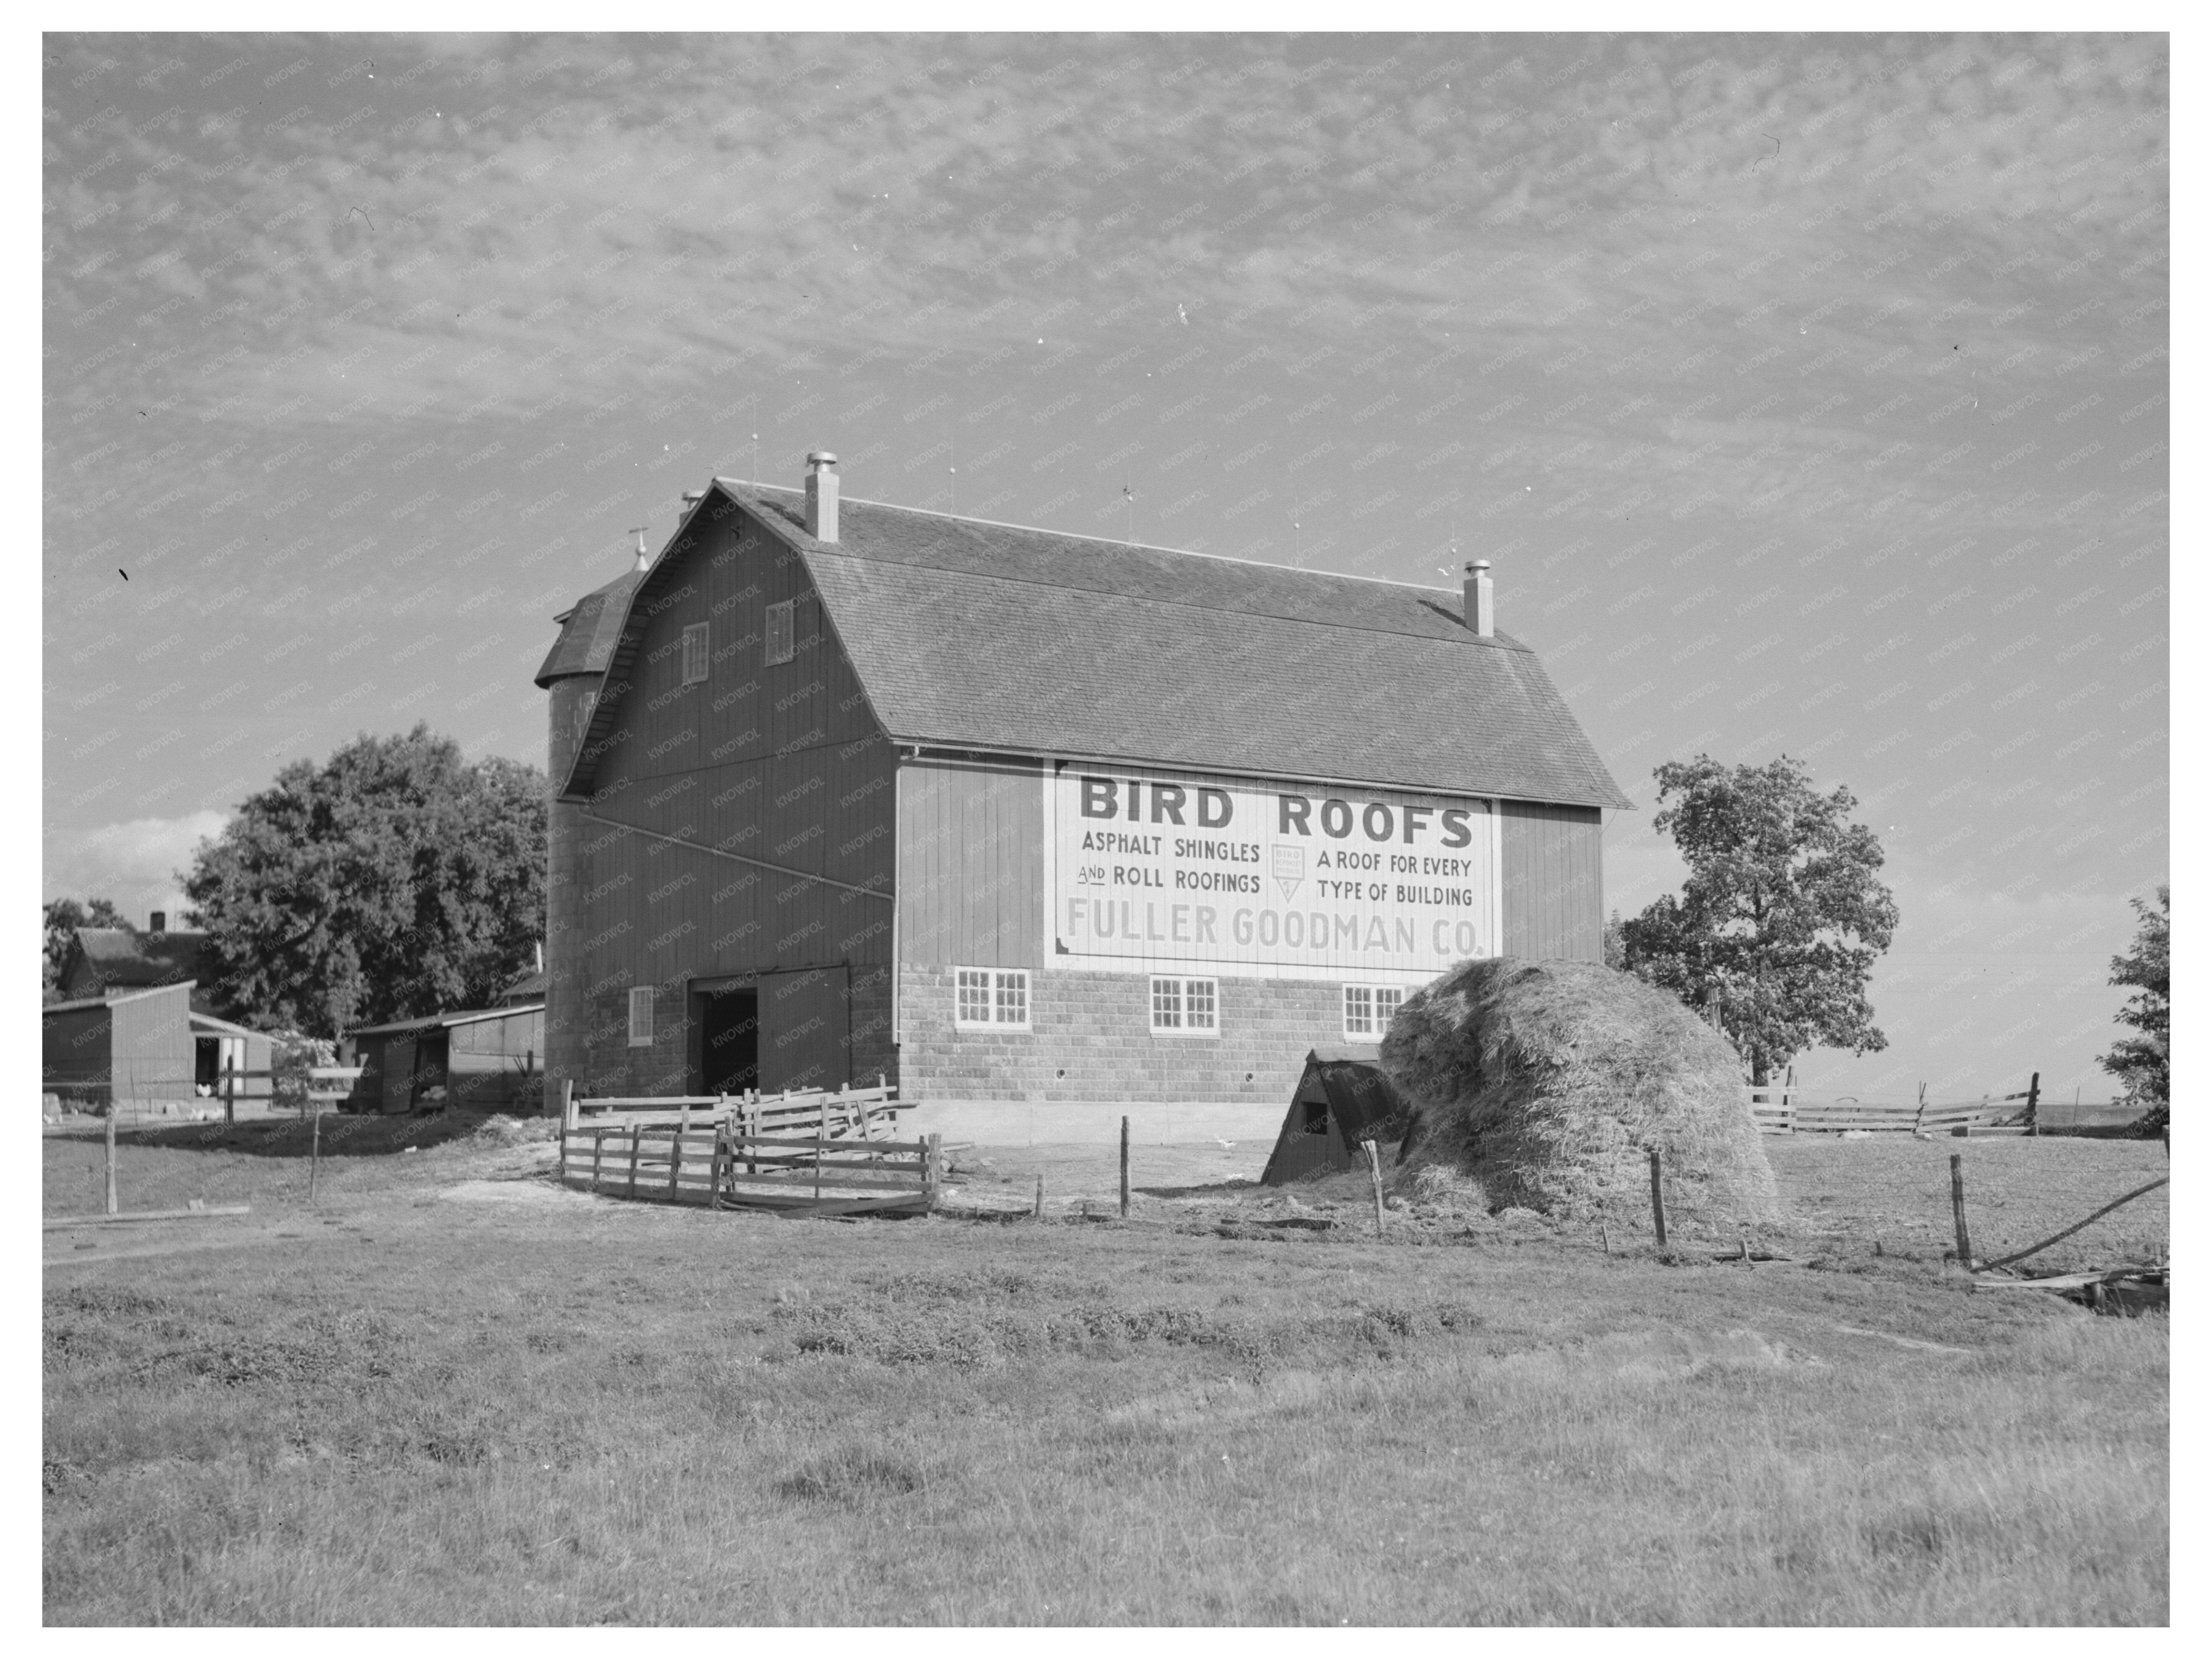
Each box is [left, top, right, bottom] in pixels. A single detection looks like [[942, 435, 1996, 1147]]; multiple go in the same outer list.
[[805, 450, 839, 544], [149, 911, 166, 934], [1464, 560, 1495, 638]]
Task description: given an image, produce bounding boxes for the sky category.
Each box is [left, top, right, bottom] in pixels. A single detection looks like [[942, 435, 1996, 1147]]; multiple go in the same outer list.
[[41, 30, 2168, 1101]]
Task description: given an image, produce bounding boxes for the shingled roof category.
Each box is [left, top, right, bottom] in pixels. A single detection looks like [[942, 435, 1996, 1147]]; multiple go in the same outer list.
[[533, 562, 648, 687], [554, 481, 1631, 810], [60, 928, 208, 998]]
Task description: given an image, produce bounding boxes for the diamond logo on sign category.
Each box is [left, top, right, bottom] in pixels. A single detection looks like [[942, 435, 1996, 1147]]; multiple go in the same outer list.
[[1272, 844, 1305, 901]]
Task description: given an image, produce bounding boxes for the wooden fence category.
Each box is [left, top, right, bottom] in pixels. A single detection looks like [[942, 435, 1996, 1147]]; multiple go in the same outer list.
[[1747, 1074, 2041, 1137], [559, 1079, 938, 1217]]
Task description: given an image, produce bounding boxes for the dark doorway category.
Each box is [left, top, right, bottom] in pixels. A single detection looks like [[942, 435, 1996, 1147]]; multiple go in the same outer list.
[[698, 988, 760, 1097]]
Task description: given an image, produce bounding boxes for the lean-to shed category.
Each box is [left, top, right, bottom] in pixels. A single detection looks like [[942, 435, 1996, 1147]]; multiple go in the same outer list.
[[341, 1001, 546, 1114]]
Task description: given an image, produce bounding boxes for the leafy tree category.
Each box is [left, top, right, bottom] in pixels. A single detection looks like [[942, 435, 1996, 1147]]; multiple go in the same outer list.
[[2099, 884, 2168, 1134], [1602, 908, 1626, 971], [182, 724, 546, 1038], [1618, 754, 1898, 1086], [43, 896, 129, 1000]]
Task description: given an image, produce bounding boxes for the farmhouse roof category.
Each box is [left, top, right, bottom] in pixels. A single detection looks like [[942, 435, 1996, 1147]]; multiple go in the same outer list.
[[553, 479, 1632, 810], [494, 969, 548, 1005], [61, 928, 208, 994]]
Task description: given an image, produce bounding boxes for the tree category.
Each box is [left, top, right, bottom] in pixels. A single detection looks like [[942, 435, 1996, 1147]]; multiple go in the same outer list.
[[182, 725, 546, 1038], [1602, 908, 1626, 971], [1618, 754, 1898, 1086], [2099, 884, 2168, 1134], [43, 896, 129, 1000]]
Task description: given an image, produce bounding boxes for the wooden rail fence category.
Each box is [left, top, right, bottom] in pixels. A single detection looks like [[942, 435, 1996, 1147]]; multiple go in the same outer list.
[[1747, 1074, 2042, 1137], [559, 1078, 938, 1218]]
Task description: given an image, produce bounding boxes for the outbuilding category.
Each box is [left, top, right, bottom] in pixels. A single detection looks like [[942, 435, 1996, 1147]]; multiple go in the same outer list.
[[340, 1001, 547, 1115], [1258, 1050, 1416, 1186], [533, 454, 1630, 1133], [41, 979, 272, 1117]]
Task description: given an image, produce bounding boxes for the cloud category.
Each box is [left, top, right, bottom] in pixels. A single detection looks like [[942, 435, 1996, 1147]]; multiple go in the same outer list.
[[44, 810, 227, 922]]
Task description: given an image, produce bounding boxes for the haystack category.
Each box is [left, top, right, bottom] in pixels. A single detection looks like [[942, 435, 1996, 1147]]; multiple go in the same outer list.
[[1378, 956, 1779, 1230]]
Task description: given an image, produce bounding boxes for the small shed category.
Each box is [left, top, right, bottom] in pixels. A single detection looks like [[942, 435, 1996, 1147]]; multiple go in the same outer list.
[[41, 980, 273, 1115], [341, 1002, 546, 1115], [1259, 1049, 1413, 1185]]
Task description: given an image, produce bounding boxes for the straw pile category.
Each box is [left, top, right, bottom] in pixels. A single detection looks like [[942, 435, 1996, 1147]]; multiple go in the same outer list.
[[1378, 956, 1779, 1231]]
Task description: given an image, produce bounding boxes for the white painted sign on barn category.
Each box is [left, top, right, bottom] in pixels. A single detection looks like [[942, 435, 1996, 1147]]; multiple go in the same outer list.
[[1048, 764, 1501, 979]]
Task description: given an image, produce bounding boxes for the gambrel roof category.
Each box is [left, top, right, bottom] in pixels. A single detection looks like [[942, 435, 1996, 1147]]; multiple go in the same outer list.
[[546, 480, 1632, 810]]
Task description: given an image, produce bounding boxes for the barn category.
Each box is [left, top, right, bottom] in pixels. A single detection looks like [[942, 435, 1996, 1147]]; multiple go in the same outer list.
[[41, 980, 272, 1116], [534, 453, 1629, 1134]]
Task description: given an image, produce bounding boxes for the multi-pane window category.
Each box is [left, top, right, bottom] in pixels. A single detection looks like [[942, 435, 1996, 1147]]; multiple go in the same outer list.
[[681, 622, 709, 685], [1343, 984, 1406, 1040], [628, 986, 654, 1047], [955, 968, 1030, 1030], [765, 599, 796, 665], [1151, 976, 1219, 1036]]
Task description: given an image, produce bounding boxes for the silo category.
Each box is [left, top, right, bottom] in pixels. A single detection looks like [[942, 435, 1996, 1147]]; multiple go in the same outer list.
[[533, 545, 650, 1116]]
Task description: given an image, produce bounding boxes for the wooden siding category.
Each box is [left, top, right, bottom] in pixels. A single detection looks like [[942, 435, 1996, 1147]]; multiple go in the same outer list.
[[897, 753, 1044, 970], [1499, 800, 1604, 961], [446, 1009, 545, 1111], [113, 984, 197, 1100], [571, 497, 897, 998], [42, 1003, 112, 1093], [562, 497, 899, 1098]]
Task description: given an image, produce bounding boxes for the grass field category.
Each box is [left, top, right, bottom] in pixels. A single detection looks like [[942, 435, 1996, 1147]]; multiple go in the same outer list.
[[44, 1115, 2168, 1625]]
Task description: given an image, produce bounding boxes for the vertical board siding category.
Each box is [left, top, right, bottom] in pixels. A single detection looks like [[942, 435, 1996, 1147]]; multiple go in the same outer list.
[[41, 1004, 113, 1092], [1499, 801, 1604, 961], [897, 754, 1044, 970], [109, 986, 196, 1102], [564, 498, 897, 1100]]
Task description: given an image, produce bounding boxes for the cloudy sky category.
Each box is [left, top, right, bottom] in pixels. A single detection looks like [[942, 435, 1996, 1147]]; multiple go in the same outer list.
[[43, 30, 2167, 1099]]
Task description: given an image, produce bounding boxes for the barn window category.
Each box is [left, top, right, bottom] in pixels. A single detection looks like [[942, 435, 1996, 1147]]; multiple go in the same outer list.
[[955, 968, 1029, 1031], [681, 623, 709, 685], [1151, 977, 1218, 1036], [765, 600, 796, 665], [1342, 984, 1404, 1040], [628, 986, 654, 1047]]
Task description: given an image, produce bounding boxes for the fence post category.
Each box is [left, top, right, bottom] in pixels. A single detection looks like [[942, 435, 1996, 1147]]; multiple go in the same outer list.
[[1647, 1147, 1667, 1248], [1364, 1139, 1386, 1235], [561, 1078, 576, 1134], [310, 1107, 322, 1202], [627, 1123, 642, 1198], [104, 1105, 118, 1216], [1950, 1152, 1974, 1272], [224, 1066, 234, 1127], [2025, 1072, 2040, 1137], [1120, 1115, 1131, 1219], [1914, 1082, 1927, 1136]]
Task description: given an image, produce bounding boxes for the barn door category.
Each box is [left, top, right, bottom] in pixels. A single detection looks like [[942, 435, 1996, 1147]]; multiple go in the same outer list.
[[379, 1036, 417, 1115], [758, 966, 850, 1095]]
